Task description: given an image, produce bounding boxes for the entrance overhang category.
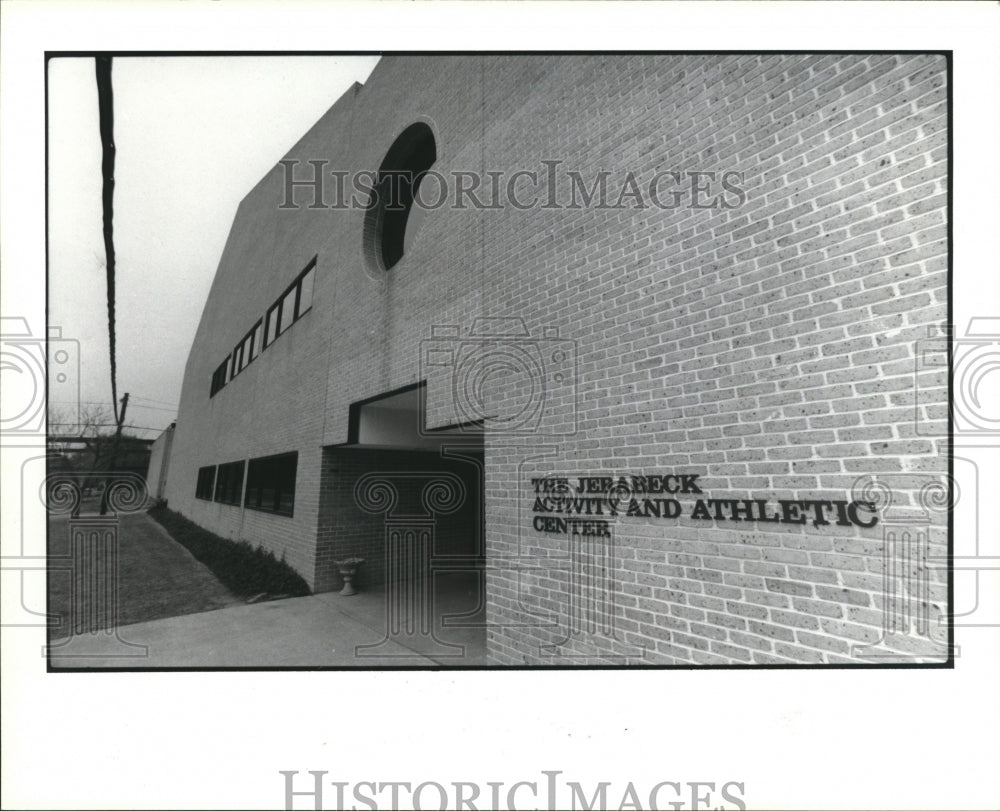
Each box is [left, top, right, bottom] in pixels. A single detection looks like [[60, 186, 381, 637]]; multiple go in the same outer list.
[[334, 381, 483, 451]]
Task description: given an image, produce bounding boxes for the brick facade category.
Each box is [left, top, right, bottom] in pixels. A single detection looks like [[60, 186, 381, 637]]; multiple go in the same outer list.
[[166, 54, 949, 665]]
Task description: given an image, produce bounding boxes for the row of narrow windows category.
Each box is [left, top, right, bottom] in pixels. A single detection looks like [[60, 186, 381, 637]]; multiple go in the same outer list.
[[194, 451, 298, 517], [209, 258, 317, 398], [208, 123, 438, 397]]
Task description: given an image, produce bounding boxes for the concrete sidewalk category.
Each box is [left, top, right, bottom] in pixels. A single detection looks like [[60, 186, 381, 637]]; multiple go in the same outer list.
[[48, 574, 488, 669]]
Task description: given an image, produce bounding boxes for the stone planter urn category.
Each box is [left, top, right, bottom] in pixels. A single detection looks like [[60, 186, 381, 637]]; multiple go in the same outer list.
[[333, 557, 365, 596]]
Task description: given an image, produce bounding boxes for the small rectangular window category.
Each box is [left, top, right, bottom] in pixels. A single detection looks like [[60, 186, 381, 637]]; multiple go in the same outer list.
[[247, 323, 259, 362], [264, 303, 279, 347], [214, 460, 245, 506], [231, 319, 262, 378], [231, 344, 243, 377], [210, 356, 230, 397], [195, 465, 216, 500], [278, 287, 297, 336], [297, 265, 315, 317], [245, 452, 297, 517]]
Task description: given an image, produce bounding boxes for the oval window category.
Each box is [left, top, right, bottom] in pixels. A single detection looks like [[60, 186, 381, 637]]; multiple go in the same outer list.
[[364, 122, 437, 271]]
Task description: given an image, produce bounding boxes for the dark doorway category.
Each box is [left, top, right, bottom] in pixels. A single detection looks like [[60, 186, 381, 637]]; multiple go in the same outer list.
[[317, 383, 485, 663]]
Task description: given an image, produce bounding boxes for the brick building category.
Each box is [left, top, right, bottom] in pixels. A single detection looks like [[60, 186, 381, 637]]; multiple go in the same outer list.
[[165, 54, 949, 665]]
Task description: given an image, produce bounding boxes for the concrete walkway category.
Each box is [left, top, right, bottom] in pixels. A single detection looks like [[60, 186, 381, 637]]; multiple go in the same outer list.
[[48, 580, 488, 668], [49, 514, 486, 670]]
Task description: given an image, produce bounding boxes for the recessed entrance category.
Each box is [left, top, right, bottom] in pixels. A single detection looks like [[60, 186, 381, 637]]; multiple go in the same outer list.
[[318, 382, 485, 663]]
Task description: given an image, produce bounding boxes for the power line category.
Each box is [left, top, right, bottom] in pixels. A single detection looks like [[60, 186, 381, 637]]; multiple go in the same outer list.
[[51, 398, 179, 410], [50, 400, 177, 416], [123, 402, 177, 413], [49, 423, 169, 433], [130, 395, 180, 408]]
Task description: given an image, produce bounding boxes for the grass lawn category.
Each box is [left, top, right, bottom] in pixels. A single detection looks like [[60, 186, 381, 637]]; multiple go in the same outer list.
[[47, 510, 242, 639], [147, 505, 310, 599]]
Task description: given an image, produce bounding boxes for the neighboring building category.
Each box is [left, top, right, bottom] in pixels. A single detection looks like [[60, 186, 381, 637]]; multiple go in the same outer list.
[[146, 422, 176, 501], [166, 54, 949, 665], [48, 433, 153, 480]]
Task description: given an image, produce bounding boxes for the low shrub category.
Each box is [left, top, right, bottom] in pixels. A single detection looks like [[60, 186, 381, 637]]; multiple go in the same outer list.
[[147, 505, 310, 598]]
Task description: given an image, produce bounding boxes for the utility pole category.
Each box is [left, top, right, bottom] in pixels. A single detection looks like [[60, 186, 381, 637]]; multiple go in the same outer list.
[[99, 392, 128, 516]]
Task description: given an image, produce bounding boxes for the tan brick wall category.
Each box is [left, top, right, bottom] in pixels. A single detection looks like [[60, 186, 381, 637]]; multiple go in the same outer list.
[[167, 54, 949, 663], [476, 54, 948, 664]]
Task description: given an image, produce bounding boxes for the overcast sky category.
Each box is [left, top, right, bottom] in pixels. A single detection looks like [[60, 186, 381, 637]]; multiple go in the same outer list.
[[47, 55, 381, 438]]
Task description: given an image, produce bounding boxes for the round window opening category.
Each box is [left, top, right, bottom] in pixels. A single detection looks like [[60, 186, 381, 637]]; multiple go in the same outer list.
[[364, 122, 437, 272]]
